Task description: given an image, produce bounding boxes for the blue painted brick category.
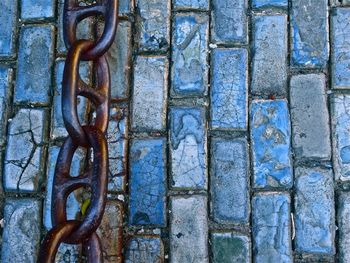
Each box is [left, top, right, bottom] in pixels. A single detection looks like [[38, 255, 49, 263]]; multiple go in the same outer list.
[[14, 25, 54, 105], [250, 100, 293, 189], [0, 1, 17, 56], [211, 138, 249, 223], [170, 107, 207, 189], [129, 139, 166, 226], [119, 0, 132, 15], [295, 167, 335, 254], [338, 192, 350, 261], [331, 8, 350, 89], [252, 193, 292, 263], [21, 0, 55, 20], [0, 66, 11, 145], [211, 0, 248, 44], [291, 0, 329, 67], [174, 0, 209, 10], [252, 0, 287, 8], [135, 0, 170, 52], [211, 48, 248, 130], [171, 13, 209, 97], [125, 237, 163, 263]]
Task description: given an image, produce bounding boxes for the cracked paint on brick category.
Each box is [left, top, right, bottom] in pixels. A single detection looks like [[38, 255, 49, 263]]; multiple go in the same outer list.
[[125, 237, 163, 263]]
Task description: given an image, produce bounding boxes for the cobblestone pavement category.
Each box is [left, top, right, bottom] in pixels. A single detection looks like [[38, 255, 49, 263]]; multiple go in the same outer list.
[[1, 0, 350, 262]]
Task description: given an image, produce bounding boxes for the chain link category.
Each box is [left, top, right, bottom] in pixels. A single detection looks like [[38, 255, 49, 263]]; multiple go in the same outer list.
[[39, 0, 118, 262]]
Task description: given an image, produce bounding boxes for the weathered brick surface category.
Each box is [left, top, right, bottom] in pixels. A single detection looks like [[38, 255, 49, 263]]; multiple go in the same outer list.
[[252, 15, 288, 97], [14, 25, 54, 105], [290, 74, 331, 160], [294, 167, 335, 254], [211, 0, 248, 44], [210, 48, 248, 130], [171, 13, 209, 97], [210, 138, 249, 223], [170, 107, 207, 190], [129, 138, 166, 226], [0, 66, 11, 145], [170, 195, 209, 263], [211, 232, 250, 263], [173, 0, 209, 10], [119, 0, 132, 15], [291, 0, 329, 68], [125, 236, 163, 263], [252, 0, 288, 8], [331, 8, 350, 89], [0, 0, 17, 57], [252, 193, 292, 262], [132, 56, 168, 131], [21, 0, 55, 20], [250, 100, 293, 189], [338, 192, 350, 263], [1, 199, 41, 263]]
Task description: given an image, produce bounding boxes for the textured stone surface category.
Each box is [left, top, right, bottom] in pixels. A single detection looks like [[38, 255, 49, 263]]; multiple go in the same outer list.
[[55, 245, 80, 263], [210, 48, 248, 130], [125, 237, 163, 263], [331, 95, 350, 181], [0, 0, 17, 56], [135, 0, 170, 52], [1, 199, 41, 263], [21, 0, 55, 19], [174, 0, 209, 9], [252, 0, 288, 8], [170, 107, 207, 189], [250, 100, 293, 189], [4, 109, 47, 192], [331, 8, 350, 89], [211, 233, 250, 263], [252, 193, 292, 263], [119, 0, 132, 15], [210, 138, 249, 223], [338, 192, 350, 263], [170, 195, 208, 263], [252, 15, 287, 97], [0, 66, 11, 145], [290, 74, 331, 160], [51, 60, 89, 140], [294, 167, 335, 254], [129, 139, 166, 226], [132, 56, 168, 131], [14, 25, 54, 105], [291, 0, 329, 67], [211, 0, 247, 44], [171, 13, 209, 97]]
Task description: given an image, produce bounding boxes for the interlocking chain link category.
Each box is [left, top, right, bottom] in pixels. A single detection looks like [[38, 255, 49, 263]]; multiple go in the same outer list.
[[39, 0, 118, 262]]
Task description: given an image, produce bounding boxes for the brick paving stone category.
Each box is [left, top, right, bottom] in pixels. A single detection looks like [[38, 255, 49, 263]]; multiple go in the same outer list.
[[174, 0, 209, 10], [210, 138, 249, 223], [250, 100, 293, 189], [4, 109, 48, 192], [21, 0, 55, 20], [252, 193, 292, 263], [107, 106, 128, 193], [210, 48, 248, 130], [125, 236, 163, 263], [338, 192, 350, 263], [1, 199, 41, 263], [14, 25, 54, 105], [129, 138, 166, 226], [331, 95, 350, 181], [170, 107, 207, 190], [171, 13, 209, 97], [252, 0, 288, 8], [51, 60, 89, 140], [0, 0, 17, 56], [119, 0, 132, 15], [294, 167, 335, 254], [290, 74, 331, 160], [55, 246, 80, 263], [211, 232, 250, 263], [331, 8, 350, 89], [211, 0, 248, 44], [170, 195, 209, 263], [0, 66, 12, 146], [251, 15, 288, 97], [291, 0, 329, 68], [131, 56, 168, 131], [135, 0, 170, 52], [97, 201, 123, 262]]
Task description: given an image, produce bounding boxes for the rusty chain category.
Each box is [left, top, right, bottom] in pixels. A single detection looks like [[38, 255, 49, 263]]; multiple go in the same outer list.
[[39, 0, 118, 262]]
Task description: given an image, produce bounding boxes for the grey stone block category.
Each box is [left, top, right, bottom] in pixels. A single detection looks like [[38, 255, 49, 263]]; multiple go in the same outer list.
[[125, 237, 163, 263], [252, 193, 292, 263], [21, 0, 55, 20], [0, 66, 12, 146], [174, 0, 209, 9], [290, 74, 331, 160], [252, 15, 288, 97], [338, 192, 350, 263], [1, 199, 41, 263], [170, 195, 209, 263], [294, 167, 335, 254], [210, 138, 249, 223], [0, 0, 17, 56], [14, 25, 54, 105], [132, 56, 168, 132]]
